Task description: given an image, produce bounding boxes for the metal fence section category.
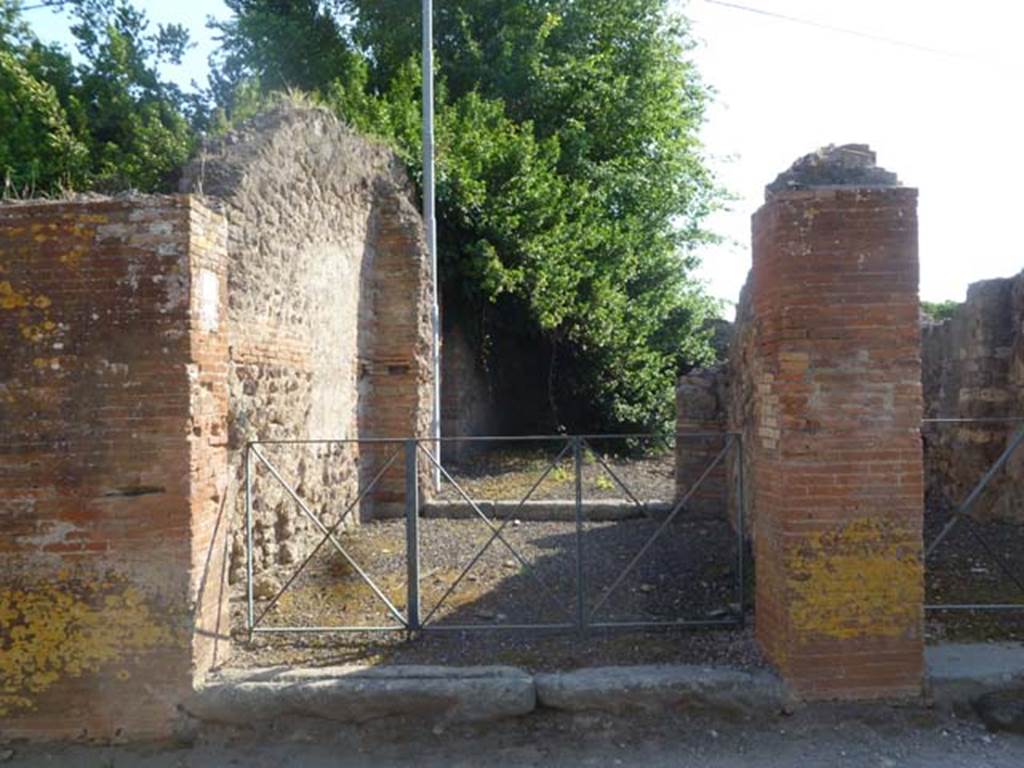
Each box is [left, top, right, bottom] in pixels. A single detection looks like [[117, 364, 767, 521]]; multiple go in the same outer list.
[[244, 433, 747, 639], [245, 438, 411, 637], [923, 418, 1024, 614]]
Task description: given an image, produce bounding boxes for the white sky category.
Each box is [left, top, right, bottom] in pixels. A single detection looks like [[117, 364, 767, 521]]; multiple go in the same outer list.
[[28, 0, 1024, 311], [682, 0, 1024, 312]]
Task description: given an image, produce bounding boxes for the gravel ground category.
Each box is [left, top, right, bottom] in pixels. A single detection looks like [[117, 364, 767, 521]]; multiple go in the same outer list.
[[233, 513, 756, 670], [430, 440, 682, 503], [6, 704, 1024, 767]]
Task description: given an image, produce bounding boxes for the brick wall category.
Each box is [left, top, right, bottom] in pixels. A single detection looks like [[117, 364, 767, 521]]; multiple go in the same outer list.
[[744, 147, 924, 699], [0, 196, 230, 740]]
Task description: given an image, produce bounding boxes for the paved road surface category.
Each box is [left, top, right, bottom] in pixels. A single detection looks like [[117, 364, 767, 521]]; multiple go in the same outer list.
[[4, 703, 1023, 767]]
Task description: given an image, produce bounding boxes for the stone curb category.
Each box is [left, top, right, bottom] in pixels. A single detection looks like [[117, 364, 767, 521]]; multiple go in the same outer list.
[[535, 665, 786, 715], [185, 665, 536, 726], [185, 664, 786, 727], [925, 643, 1024, 706]]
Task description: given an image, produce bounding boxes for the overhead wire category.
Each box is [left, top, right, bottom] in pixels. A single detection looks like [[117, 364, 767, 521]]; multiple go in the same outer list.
[[703, 0, 969, 59]]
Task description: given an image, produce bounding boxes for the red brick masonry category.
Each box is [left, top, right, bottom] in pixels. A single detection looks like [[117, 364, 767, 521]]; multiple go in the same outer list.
[[747, 185, 924, 699], [0, 196, 230, 739]]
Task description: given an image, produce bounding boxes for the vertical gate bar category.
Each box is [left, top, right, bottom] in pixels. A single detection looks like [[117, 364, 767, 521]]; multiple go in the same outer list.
[[406, 439, 421, 633], [245, 443, 255, 641], [574, 437, 586, 635], [734, 433, 746, 628]]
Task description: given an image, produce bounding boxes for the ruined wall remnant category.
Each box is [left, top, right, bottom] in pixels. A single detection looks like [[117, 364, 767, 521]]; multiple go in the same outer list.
[[441, 322, 499, 461], [0, 197, 231, 739], [675, 365, 729, 517], [921, 272, 1024, 519], [0, 103, 434, 741], [678, 145, 925, 699], [179, 103, 433, 578]]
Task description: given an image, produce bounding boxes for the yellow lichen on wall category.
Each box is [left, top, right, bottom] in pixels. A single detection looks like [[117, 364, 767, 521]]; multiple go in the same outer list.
[[787, 518, 922, 640], [0, 574, 178, 717], [0, 281, 30, 311]]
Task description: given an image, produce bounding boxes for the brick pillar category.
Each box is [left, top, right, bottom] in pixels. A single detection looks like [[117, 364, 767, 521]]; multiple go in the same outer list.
[[363, 185, 434, 516], [0, 196, 230, 740], [748, 146, 924, 699]]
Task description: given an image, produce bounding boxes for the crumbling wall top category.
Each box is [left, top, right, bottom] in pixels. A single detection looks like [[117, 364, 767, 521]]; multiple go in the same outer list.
[[765, 144, 900, 199]]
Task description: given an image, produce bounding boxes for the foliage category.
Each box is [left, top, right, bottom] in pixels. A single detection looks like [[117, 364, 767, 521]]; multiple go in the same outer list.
[[212, 0, 723, 433], [0, 46, 88, 195], [3, 0, 723, 433], [0, 0, 198, 193], [921, 300, 960, 322]]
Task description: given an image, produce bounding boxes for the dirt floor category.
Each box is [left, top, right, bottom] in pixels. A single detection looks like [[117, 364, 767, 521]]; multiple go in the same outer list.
[[6, 704, 1024, 768], [429, 438, 684, 503], [234, 513, 757, 670], [924, 493, 1024, 643]]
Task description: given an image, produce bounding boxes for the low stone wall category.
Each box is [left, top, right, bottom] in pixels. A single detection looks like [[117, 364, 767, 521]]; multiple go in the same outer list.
[[0, 196, 231, 739], [674, 365, 729, 518]]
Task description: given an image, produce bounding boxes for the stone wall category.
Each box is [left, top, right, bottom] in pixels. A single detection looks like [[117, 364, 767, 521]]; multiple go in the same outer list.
[[922, 273, 1024, 519], [674, 365, 730, 517], [441, 322, 499, 461], [179, 103, 433, 578], [0, 196, 230, 739]]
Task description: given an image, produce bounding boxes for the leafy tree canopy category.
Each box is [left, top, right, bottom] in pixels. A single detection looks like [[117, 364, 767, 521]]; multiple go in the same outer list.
[[213, 0, 724, 433], [922, 300, 960, 322], [0, 0, 198, 194]]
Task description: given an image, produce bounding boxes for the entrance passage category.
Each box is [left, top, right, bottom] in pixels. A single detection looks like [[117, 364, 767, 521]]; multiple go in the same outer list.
[[241, 434, 748, 654]]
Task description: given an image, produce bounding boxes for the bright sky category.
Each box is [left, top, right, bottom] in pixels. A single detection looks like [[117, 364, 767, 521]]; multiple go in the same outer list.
[[27, 0, 1024, 311], [682, 0, 1024, 312]]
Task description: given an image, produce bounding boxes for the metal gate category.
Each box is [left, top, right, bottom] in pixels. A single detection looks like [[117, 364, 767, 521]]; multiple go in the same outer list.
[[924, 417, 1024, 614], [244, 433, 747, 639]]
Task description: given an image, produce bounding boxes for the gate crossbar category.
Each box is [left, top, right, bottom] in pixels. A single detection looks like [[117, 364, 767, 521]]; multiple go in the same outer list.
[[924, 419, 1024, 613], [416, 441, 575, 626], [418, 439, 575, 627], [244, 432, 748, 637], [587, 435, 735, 622], [247, 444, 408, 635]]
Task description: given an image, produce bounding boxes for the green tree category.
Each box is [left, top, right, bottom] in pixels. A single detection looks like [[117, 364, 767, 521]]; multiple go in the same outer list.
[[0, 2, 88, 193], [0, 0, 198, 193], [922, 300, 960, 322], [213, 0, 722, 433]]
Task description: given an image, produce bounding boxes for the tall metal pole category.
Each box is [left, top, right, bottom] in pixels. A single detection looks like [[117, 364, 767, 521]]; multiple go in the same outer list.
[[422, 0, 441, 488]]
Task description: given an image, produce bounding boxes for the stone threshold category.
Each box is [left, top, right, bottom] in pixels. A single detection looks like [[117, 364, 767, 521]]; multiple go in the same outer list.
[[185, 663, 784, 726], [184, 644, 1024, 730]]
